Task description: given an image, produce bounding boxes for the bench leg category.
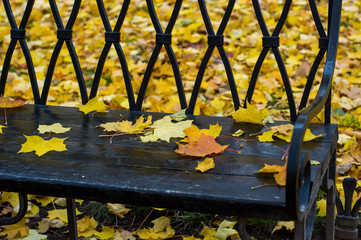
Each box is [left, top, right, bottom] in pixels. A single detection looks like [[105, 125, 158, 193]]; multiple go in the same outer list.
[[324, 151, 336, 240], [294, 199, 316, 240], [66, 198, 78, 240], [0, 193, 28, 225], [237, 218, 252, 240]]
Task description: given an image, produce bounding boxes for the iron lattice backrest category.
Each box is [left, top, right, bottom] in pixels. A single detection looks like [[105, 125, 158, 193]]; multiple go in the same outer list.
[[0, 0, 334, 122]]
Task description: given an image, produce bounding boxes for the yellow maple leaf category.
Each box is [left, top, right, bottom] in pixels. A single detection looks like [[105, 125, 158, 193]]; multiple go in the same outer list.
[[1, 192, 20, 208], [257, 130, 276, 142], [195, 158, 215, 172], [199, 226, 218, 240], [316, 199, 327, 217], [48, 208, 81, 223], [231, 102, 269, 124], [183, 237, 201, 240], [77, 216, 115, 239], [28, 195, 56, 207], [38, 123, 71, 134], [98, 122, 119, 132], [17, 135, 67, 157], [258, 160, 287, 186], [0, 125, 6, 134], [183, 123, 222, 143], [78, 97, 108, 114], [258, 124, 323, 143], [140, 133, 159, 142], [151, 116, 193, 142], [137, 216, 175, 240], [0, 219, 29, 239], [115, 115, 152, 134], [272, 221, 295, 233], [214, 220, 238, 240], [107, 203, 131, 218]]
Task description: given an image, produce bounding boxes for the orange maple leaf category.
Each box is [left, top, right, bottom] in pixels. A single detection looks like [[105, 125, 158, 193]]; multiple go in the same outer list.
[[175, 133, 229, 157], [0, 97, 25, 108]]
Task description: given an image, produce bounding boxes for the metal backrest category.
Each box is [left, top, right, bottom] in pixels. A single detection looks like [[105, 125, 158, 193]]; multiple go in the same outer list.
[[0, 0, 333, 121]]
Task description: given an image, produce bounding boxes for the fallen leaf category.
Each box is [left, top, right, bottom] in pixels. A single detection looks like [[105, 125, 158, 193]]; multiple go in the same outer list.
[[258, 160, 287, 186], [151, 116, 193, 142], [38, 123, 71, 134], [257, 130, 276, 142], [0, 219, 29, 239], [311, 160, 320, 165], [195, 158, 215, 172], [199, 226, 217, 240], [29, 195, 56, 207], [232, 129, 245, 137], [140, 133, 159, 142], [214, 220, 238, 240], [48, 208, 81, 224], [107, 203, 131, 218], [0, 125, 6, 134], [316, 199, 327, 217], [175, 134, 229, 157], [232, 102, 269, 124], [272, 221, 295, 233], [78, 97, 108, 114], [98, 122, 119, 132], [0, 97, 25, 108], [37, 218, 50, 233], [137, 216, 175, 240], [183, 123, 222, 143], [114, 229, 136, 240], [18, 135, 67, 157], [13, 229, 46, 240], [170, 109, 187, 121], [115, 115, 152, 134]]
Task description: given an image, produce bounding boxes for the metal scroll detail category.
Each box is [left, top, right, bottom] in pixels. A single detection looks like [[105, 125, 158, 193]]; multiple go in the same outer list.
[[0, 193, 28, 225], [89, 0, 136, 110], [135, 0, 187, 111], [40, 0, 88, 105], [245, 0, 296, 121], [187, 0, 240, 115], [0, 0, 40, 104], [335, 178, 361, 240]]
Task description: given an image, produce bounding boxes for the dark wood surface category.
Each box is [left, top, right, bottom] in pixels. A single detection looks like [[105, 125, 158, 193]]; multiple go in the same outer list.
[[0, 105, 337, 220]]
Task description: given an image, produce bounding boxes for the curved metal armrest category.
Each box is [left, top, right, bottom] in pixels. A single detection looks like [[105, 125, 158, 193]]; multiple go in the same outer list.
[[285, 0, 342, 221]]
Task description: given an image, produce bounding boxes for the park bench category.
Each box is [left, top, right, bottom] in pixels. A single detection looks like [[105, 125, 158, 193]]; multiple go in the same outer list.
[[0, 0, 350, 239]]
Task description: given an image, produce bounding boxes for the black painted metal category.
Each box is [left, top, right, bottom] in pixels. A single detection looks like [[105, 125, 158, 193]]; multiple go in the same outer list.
[[135, 0, 187, 111], [0, 193, 27, 225], [187, 0, 240, 115], [299, 0, 329, 112], [245, 0, 296, 121], [40, 0, 88, 105], [286, 0, 342, 221], [335, 178, 361, 240], [89, 0, 136, 110], [66, 198, 78, 240], [0, 0, 40, 104]]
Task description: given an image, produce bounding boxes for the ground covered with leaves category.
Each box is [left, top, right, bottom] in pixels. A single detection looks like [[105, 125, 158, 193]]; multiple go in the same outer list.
[[0, 0, 361, 239]]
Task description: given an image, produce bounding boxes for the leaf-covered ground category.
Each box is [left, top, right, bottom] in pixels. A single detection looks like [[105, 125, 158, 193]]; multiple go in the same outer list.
[[0, 0, 361, 239]]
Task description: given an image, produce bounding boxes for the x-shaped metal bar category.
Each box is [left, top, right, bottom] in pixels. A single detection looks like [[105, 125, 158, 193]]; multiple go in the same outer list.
[[187, 0, 240, 115], [135, 0, 187, 111], [40, 0, 88, 105], [245, 0, 296, 121], [299, 0, 330, 121], [0, 0, 40, 103], [89, 0, 136, 110]]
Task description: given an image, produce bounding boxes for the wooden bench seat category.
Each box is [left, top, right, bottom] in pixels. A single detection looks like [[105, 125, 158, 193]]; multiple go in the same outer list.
[[0, 105, 337, 220]]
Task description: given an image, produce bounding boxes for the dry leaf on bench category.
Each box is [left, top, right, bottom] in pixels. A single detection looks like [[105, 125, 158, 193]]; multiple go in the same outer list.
[[78, 97, 108, 114], [0, 125, 6, 134], [99, 115, 152, 134], [38, 123, 71, 134], [151, 115, 193, 142], [195, 158, 215, 172], [183, 123, 222, 143], [0, 97, 25, 108], [169, 109, 187, 122], [232, 102, 269, 124], [175, 134, 229, 157], [18, 135, 67, 157]]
